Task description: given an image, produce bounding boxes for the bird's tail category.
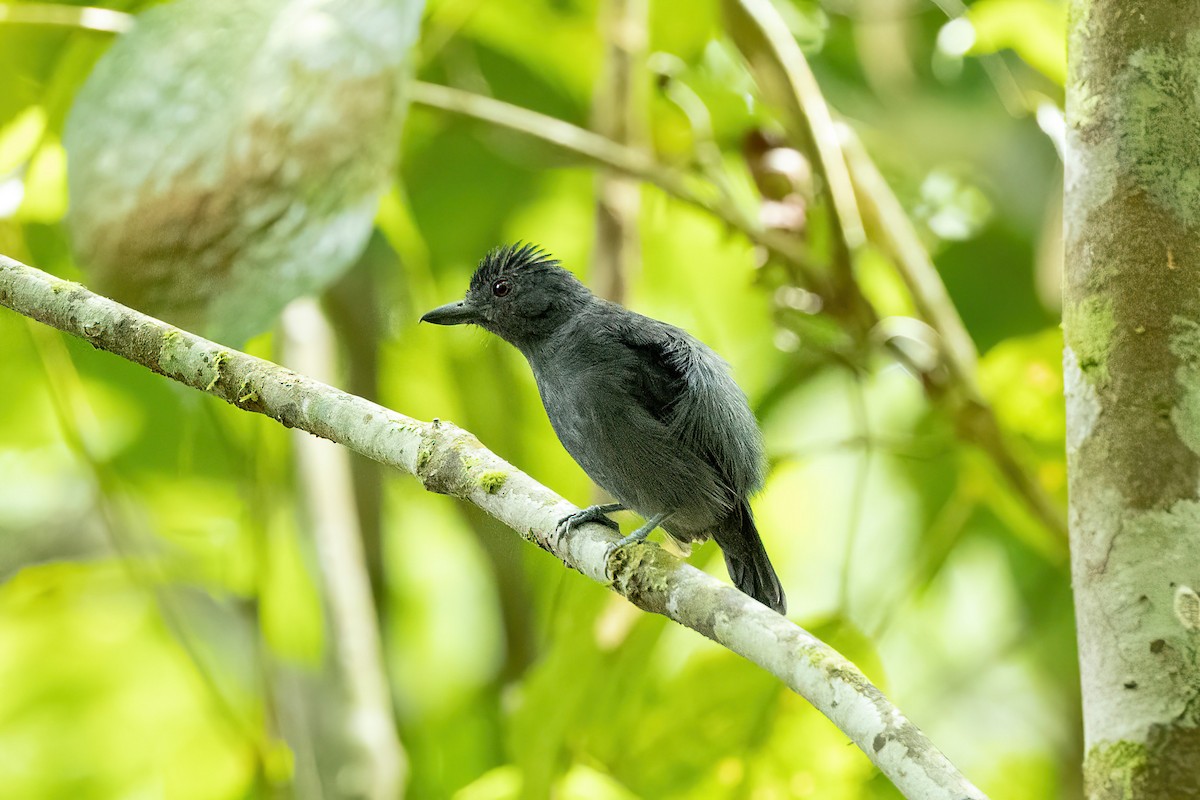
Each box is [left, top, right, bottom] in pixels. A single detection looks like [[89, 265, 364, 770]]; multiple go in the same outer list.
[[712, 501, 786, 614]]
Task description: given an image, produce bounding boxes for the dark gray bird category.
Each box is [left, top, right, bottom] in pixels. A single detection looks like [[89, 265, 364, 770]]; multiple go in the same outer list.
[[421, 243, 786, 613]]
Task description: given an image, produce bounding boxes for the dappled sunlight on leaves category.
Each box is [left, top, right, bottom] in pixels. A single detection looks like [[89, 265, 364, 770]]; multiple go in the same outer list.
[[0, 0, 1075, 795]]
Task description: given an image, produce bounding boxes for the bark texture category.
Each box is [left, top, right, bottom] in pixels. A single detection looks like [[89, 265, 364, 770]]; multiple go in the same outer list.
[[1065, 2, 1200, 796]]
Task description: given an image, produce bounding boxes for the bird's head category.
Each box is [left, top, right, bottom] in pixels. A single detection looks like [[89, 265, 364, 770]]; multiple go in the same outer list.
[[421, 243, 592, 348]]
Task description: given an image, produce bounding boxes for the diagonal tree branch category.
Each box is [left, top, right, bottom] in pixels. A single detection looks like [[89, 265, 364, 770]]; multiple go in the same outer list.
[[719, 0, 1065, 544], [410, 79, 1067, 544], [839, 130, 1068, 542], [5, 0, 1063, 547], [0, 253, 988, 800], [722, 0, 865, 262], [408, 81, 819, 283], [280, 299, 406, 800], [840, 129, 980, 386]]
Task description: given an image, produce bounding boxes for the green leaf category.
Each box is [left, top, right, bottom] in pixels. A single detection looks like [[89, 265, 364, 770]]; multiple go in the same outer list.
[[0, 106, 45, 174], [65, 0, 424, 343], [979, 327, 1065, 445], [965, 0, 1067, 86]]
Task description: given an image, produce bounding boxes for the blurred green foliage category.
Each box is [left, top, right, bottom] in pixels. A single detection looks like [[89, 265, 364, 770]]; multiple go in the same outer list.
[[0, 0, 1075, 798]]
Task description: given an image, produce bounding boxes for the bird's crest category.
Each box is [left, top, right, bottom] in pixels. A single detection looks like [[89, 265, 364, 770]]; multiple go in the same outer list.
[[470, 242, 560, 290]]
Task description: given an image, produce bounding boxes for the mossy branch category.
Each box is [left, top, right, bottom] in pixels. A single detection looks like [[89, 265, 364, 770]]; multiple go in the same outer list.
[[409, 80, 1066, 544], [0, 254, 988, 800], [7, 0, 1062, 549]]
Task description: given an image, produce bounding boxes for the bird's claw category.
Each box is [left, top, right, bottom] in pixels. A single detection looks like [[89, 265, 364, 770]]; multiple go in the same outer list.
[[602, 526, 653, 569], [595, 515, 622, 532], [614, 529, 651, 548], [554, 505, 620, 547]]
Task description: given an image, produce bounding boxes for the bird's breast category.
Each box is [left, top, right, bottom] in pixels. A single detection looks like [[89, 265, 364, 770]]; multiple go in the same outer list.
[[528, 354, 731, 529]]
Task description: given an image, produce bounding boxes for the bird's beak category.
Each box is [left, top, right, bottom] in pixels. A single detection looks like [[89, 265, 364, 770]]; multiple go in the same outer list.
[[420, 300, 480, 326]]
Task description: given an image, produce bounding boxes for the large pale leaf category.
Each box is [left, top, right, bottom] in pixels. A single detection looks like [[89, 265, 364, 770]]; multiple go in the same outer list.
[[66, 0, 423, 342]]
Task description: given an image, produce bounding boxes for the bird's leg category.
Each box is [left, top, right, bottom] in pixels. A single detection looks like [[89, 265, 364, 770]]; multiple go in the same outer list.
[[555, 502, 626, 542], [613, 512, 671, 549]]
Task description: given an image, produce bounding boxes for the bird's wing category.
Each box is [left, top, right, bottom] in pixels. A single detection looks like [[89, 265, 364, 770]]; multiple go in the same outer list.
[[614, 316, 765, 495], [614, 320, 689, 427]]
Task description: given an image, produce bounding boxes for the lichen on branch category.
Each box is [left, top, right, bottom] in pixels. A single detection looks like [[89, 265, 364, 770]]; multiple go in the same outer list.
[[0, 253, 987, 800]]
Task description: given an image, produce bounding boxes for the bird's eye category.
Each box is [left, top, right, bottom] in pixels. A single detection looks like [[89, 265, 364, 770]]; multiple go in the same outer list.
[[492, 278, 512, 297]]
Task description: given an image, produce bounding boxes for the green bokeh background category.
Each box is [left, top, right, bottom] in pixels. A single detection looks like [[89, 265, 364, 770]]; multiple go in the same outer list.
[[0, 0, 1075, 797]]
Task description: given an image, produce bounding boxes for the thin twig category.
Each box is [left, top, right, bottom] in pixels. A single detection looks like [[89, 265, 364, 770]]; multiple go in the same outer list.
[[841, 130, 1067, 540], [7, 0, 1058, 544], [591, 0, 647, 304], [0, 254, 989, 800], [409, 81, 819, 282], [411, 79, 1065, 542], [22, 321, 271, 773], [923, 0, 1032, 117], [840, 130, 980, 387], [723, 0, 866, 263], [659, 75, 743, 210], [719, 0, 1063, 541], [280, 300, 407, 800]]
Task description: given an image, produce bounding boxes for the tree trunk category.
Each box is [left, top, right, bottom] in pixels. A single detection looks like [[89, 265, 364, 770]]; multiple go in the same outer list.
[[1065, 2, 1200, 797]]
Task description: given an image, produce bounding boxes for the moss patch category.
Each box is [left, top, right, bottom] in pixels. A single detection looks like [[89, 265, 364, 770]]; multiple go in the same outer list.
[[158, 328, 192, 374], [1122, 32, 1200, 228], [1066, 295, 1117, 384], [1086, 725, 1200, 799], [204, 350, 229, 391], [1086, 740, 1148, 799], [415, 441, 434, 473], [237, 377, 260, 405], [477, 469, 508, 494], [1169, 317, 1200, 457]]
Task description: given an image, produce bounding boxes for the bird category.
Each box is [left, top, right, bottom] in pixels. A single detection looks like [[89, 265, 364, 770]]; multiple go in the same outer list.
[[421, 243, 786, 614]]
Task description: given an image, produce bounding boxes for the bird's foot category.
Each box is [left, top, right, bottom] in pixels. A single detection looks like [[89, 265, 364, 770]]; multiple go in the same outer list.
[[602, 512, 670, 569], [554, 503, 624, 546], [614, 525, 654, 549]]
